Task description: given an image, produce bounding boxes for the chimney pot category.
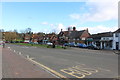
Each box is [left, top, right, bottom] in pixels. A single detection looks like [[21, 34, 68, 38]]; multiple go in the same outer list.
[[73, 27, 76, 31]]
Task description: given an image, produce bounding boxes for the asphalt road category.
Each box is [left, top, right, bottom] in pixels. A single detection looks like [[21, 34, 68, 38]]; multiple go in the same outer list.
[[5, 44, 118, 78]]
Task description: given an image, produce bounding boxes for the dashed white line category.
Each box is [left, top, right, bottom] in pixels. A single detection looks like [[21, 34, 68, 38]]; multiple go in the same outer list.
[[14, 50, 16, 52], [18, 52, 22, 55], [26, 55, 30, 59]]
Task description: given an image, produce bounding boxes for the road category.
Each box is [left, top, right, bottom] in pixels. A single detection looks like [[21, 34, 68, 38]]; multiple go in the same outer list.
[[4, 44, 118, 78]]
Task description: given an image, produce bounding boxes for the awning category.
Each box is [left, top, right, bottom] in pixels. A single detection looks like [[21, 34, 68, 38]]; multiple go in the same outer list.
[[86, 38, 93, 41]]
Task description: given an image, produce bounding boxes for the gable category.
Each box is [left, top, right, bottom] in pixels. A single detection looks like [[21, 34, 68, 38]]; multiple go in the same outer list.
[[80, 30, 90, 39]]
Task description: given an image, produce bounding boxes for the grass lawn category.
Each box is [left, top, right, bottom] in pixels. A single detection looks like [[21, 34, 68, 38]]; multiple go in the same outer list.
[[12, 43, 66, 49]]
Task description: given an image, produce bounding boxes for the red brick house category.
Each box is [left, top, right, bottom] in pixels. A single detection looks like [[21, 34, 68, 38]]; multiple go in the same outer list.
[[31, 34, 39, 43], [24, 34, 31, 43], [58, 27, 90, 44], [44, 33, 58, 44]]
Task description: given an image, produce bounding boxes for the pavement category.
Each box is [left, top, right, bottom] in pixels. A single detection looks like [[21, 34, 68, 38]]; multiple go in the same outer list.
[[2, 47, 55, 78], [2, 44, 119, 78]]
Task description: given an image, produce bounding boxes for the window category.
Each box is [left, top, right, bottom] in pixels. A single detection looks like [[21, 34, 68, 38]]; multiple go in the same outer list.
[[116, 33, 118, 37], [82, 38, 85, 40]]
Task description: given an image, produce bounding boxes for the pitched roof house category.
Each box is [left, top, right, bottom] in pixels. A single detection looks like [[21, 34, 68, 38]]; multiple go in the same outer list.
[[87, 28, 119, 50], [58, 27, 90, 43], [89, 32, 113, 41], [113, 28, 120, 50], [86, 32, 113, 49]]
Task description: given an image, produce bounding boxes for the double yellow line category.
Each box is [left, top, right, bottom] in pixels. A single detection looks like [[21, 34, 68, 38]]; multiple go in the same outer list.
[[28, 58, 68, 79]]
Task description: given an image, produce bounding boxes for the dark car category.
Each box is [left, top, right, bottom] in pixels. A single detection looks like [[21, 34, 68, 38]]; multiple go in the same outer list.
[[87, 44, 100, 50], [64, 43, 69, 46]]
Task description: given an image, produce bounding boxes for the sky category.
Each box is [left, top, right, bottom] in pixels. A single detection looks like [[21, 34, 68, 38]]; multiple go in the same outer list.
[[1, 0, 119, 34]]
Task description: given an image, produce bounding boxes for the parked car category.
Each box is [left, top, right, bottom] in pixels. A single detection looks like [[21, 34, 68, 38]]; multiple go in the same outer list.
[[0, 41, 3, 45], [77, 43, 87, 48], [69, 42, 77, 47], [87, 44, 100, 50], [5, 41, 10, 43], [46, 42, 53, 46], [34, 42, 38, 44], [63, 43, 69, 46]]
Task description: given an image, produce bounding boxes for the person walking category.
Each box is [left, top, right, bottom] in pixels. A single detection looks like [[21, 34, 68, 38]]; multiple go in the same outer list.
[[3, 42, 5, 48]]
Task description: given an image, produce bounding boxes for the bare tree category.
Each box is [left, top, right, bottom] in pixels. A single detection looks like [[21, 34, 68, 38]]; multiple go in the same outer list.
[[0, 29, 4, 32], [4, 32, 18, 42]]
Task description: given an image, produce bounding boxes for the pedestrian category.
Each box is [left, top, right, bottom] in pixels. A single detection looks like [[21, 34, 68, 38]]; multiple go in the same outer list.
[[52, 41, 55, 48], [3, 42, 5, 48]]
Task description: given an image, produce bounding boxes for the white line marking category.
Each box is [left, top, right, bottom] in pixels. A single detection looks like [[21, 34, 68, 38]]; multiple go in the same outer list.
[[97, 67, 111, 72], [18, 52, 22, 55], [7, 47, 10, 48], [14, 50, 16, 52], [26, 55, 30, 58]]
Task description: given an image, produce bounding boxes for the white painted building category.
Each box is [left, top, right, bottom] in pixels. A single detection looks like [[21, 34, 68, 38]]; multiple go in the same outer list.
[[112, 28, 120, 50], [100, 37, 113, 50], [88, 28, 120, 50], [100, 28, 120, 50]]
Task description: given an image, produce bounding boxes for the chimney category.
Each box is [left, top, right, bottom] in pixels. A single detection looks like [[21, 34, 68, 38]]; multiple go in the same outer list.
[[68, 27, 70, 31], [86, 28, 88, 32], [61, 29, 63, 32], [73, 27, 76, 31]]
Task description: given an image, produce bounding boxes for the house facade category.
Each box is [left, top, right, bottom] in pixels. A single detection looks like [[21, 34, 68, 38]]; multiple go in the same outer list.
[[112, 28, 120, 50], [87, 28, 120, 50], [24, 34, 31, 43], [87, 32, 113, 50], [58, 27, 90, 44]]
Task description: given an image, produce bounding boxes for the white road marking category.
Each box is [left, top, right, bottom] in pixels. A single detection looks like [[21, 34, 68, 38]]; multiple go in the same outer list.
[[7, 47, 10, 48], [18, 52, 22, 55], [26, 55, 30, 58], [14, 50, 16, 52], [97, 67, 111, 72]]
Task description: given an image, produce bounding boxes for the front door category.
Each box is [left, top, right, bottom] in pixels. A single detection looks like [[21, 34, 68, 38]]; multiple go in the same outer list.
[[116, 42, 119, 50]]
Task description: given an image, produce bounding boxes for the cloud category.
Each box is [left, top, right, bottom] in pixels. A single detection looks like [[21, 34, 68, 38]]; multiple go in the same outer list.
[[69, 14, 80, 20], [50, 24, 54, 27], [77, 25, 118, 34], [69, 0, 118, 22], [41, 22, 48, 25], [54, 23, 66, 33], [49, 23, 67, 33]]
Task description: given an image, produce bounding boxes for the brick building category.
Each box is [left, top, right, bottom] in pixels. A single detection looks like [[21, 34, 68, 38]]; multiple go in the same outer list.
[[58, 27, 90, 44]]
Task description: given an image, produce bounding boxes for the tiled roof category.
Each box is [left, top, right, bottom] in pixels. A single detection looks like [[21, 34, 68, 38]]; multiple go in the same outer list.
[[114, 28, 120, 33], [89, 32, 113, 39], [59, 30, 85, 39], [69, 30, 85, 39]]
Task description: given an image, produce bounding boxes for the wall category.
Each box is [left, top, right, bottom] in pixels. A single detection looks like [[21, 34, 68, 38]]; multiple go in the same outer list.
[[80, 30, 90, 39]]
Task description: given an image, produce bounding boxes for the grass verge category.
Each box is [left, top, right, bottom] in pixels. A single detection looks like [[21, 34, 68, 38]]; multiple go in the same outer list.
[[11, 43, 67, 49]]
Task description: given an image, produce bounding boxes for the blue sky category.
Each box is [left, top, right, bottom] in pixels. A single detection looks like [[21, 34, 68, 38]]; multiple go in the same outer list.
[[1, 1, 118, 34]]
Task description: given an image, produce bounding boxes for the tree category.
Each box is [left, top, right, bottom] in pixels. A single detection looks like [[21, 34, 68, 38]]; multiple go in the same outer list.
[[25, 28, 32, 34], [13, 29, 18, 33], [0, 29, 4, 32], [4, 32, 18, 42]]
